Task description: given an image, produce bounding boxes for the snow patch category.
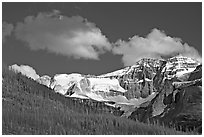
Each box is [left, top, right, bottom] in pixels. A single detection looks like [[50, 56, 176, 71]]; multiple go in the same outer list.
[[137, 78, 152, 83], [69, 93, 89, 99], [176, 67, 196, 77]]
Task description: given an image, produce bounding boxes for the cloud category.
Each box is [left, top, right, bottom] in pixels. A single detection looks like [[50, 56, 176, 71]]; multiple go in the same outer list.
[[9, 64, 40, 80], [2, 22, 14, 43], [14, 10, 111, 60], [112, 28, 202, 66], [11, 10, 201, 65]]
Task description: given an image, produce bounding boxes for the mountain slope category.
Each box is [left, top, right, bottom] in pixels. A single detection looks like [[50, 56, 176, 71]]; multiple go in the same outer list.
[[2, 64, 189, 135]]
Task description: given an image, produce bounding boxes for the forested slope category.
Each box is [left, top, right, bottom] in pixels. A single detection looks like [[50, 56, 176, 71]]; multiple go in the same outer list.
[[2, 65, 191, 135]]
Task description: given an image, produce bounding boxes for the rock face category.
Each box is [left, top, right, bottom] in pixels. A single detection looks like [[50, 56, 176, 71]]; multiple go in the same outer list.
[[128, 63, 202, 133], [116, 58, 165, 99]]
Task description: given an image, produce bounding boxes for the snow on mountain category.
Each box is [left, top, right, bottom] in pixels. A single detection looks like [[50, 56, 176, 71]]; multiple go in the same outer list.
[[51, 73, 83, 88], [36, 72, 127, 102], [9, 64, 40, 80], [164, 55, 200, 78], [137, 78, 152, 83], [8, 55, 201, 111], [69, 93, 89, 99], [88, 77, 126, 93], [50, 73, 84, 94], [66, 77, 126, 102], [64, 76, 155, 106]]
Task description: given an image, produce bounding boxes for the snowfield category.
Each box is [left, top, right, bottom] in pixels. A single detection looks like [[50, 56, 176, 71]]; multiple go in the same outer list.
[[47, 74, 127, 102], [88, 77, 126, 93], [50, 73, 84, 94], [50, 73, 83, 89]]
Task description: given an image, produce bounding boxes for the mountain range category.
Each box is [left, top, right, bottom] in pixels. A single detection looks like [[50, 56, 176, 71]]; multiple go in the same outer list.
[[8, 55, 202, 133]]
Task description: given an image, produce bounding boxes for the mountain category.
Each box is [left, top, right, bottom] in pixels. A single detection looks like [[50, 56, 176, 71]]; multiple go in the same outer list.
[[8, 55, 202, 134], [3, 63, 188, 135]]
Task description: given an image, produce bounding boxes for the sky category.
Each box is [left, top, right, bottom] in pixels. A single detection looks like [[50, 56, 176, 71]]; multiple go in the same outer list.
[[2, 2, 202, 77]]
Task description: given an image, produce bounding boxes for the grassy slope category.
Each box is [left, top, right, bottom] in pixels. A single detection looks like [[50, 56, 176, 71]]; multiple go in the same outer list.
[[2, 66, 188, 135]]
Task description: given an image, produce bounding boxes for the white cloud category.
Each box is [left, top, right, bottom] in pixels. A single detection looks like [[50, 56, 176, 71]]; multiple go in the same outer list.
[[11, 10, 201, 65], [14, 10, 111, 60], [9, 64, 40, 80], [112, 28, 201, 66], [2, 22, 14, 43]]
